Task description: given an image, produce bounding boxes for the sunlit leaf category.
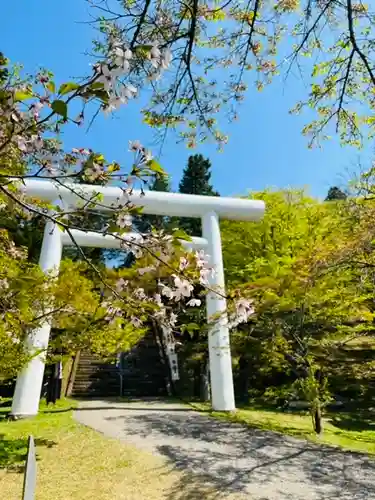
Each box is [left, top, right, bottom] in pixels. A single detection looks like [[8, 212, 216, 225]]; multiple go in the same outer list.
[[58, 82, 80, 95], [51, 100, 68, 119]]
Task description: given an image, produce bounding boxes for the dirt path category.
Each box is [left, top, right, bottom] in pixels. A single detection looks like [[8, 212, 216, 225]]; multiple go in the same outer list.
[[74, 399, 375, 500]]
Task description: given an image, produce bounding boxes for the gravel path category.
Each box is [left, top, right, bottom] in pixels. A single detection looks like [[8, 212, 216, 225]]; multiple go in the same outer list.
[[74, 399, 375, 500]]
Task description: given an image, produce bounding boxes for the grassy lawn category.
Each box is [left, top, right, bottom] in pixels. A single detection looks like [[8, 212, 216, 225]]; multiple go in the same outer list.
[[0, 398, 181, 500], [189, 401, 375, 455]]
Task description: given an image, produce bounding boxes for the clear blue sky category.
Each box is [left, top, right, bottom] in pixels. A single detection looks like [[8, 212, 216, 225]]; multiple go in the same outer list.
[[2, 0, 372, 198]]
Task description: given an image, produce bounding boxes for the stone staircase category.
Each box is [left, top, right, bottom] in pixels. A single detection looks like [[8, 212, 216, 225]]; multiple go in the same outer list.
[[71, 332, 168, 398], [70, 352, 120, 398]]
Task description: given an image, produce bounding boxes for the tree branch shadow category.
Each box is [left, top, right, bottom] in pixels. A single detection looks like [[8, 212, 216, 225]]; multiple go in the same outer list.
[[104, 409, 375, 499], [164, 471, 249, 500]]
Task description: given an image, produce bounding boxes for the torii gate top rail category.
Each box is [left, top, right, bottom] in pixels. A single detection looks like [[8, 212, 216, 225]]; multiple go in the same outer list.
[[23, 179, 265, 221]]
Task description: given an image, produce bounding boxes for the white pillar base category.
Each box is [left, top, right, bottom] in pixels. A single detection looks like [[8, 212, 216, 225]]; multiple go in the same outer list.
[[10, 333, 49, 418]]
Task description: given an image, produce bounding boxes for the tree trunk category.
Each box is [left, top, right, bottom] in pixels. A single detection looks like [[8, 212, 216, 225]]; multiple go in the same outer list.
[[313, 369, 323, 434], [313, 405, 322, 434]]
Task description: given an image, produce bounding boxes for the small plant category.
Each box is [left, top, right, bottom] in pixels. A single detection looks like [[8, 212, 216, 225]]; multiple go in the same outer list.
[[295, 363, 331, 434]]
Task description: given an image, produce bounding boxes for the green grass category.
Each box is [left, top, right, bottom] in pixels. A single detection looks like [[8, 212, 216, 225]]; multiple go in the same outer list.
[[189, 401, 375, 455], [0, 398, 182, 500]]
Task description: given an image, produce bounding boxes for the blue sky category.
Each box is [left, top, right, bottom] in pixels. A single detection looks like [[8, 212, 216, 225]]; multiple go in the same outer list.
[[2, 0, 372, 199]]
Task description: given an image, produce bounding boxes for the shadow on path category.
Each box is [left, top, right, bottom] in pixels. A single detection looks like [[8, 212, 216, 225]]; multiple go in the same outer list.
[[107, 411, 375, 499], [76, 400, 375, 500]]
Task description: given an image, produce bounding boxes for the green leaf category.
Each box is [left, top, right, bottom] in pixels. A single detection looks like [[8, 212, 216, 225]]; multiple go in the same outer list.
[[128, 205, 144, 216], [14, 90, 33, 101], [172, 229, 192, 242], [108, 162, 120, 173], [181, 322, 201, 337], [90, 82, 105, 90], [147, 159, 166, 176], [58, 82, 80, 95], [107, 223, 119, 233], [81, 85, 108, 103], [134, 45, 152, 58], [46, 81, 55, 93], [51, 100, 68, 119], [94, 153, 105, 163]]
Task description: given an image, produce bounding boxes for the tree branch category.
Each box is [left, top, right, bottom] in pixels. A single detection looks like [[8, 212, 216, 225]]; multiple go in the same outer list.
[[347, 0, 375, 86]]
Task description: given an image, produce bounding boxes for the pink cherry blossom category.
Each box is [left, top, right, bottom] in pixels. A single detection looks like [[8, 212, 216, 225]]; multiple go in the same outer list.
[[129, 140, 142, 152], [161, 48, 172, 69], [153, 306, 166, 320], [179, 256, 189, 271], [149, 45, 161, 68], [199, 268, 210, 285], [104, 95, 127, 114], [130, 316, 143, 328], [235, 298, 255, 321], [114, 46, 132, 72], [30, 101, 44, 119], [121, 84, 137, 99], [104, 305, 122, 322], [86, 163, 103, 181], [0, 278, 9, 290], [154, 293, 163, 306], [134, 288, 146, 300], [195, 249, 210, 268], [229, 299, 255, 328], [116, 278, 128, 292], [173, 275, 194, 300], [97, 63, 114, 91], [160, 284, 174, 299], [187, 298, 201, 307], [7, 331, 20, 344], [31, 135, 44, 151], [15, 135, 27, 152], [132, 247, 143, 259], [117, 213, 132, 228], [169, 312, 178, 327]]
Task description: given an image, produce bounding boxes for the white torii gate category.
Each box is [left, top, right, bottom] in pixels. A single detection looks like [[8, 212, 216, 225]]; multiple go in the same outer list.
[[10, 179, 265, 418]]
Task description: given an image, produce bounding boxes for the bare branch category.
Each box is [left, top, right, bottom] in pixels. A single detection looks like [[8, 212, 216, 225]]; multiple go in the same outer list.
[[347, 0, 375, 87]]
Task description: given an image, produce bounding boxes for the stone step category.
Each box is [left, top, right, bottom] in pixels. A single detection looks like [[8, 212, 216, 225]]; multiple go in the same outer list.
[[72, 390, 120, 397], [73, 377, 120, 385], [73, 380, 120, 387]]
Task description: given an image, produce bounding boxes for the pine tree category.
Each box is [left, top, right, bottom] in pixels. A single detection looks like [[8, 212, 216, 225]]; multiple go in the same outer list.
[[325, 186, 347, 201], [178, 154, 219, 236]]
